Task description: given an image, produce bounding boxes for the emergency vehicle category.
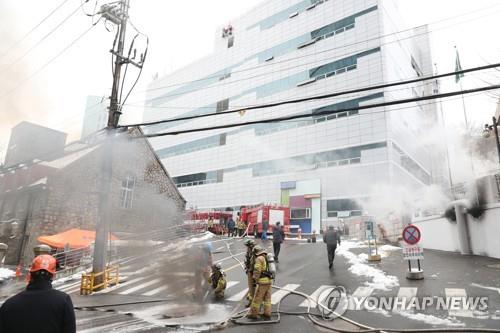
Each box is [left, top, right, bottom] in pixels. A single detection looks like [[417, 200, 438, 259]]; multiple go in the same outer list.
[[240, 205, 290, 237], [184, 210, 233, 234]]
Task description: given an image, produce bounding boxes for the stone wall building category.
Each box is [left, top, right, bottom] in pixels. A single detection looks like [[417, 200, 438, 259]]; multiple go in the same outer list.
[[0, 127, 185, 265]]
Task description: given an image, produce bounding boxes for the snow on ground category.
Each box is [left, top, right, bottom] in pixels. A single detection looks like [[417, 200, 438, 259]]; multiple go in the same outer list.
[[0, 268, 15, 280], [187, 232, 214, 243], [378, 244, 400, 251], [396, 311, 464, 327], [338, 241, 399, 291]]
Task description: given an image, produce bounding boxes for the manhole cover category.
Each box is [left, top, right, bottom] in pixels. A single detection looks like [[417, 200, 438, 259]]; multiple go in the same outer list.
[[486, 264, 500, 270]]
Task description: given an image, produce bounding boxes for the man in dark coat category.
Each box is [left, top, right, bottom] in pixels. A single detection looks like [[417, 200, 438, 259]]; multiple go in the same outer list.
[[0, 254, 76, 333], [323, 225, 341, 269], [227, 217, 236, 237], [272, 222, 285, 263]]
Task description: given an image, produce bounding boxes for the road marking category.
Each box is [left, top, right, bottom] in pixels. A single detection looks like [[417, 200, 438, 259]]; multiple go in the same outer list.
[[225, 263, 243, 272], [471, 283, 500, 294], [226, 281, 240, 290], [348, 286, 373, 310], [56, 281, 81, 292], [271, 284, 300, 305], [396, 287, 418, 312], [143, 285, 168, 296], [445, 288, 473, 317], [64, 286, 82, 294], [97, 276, 149, 294], [299, 285, 334, 307], [119, 278, 162, 295], [228, 288, 249, 301]]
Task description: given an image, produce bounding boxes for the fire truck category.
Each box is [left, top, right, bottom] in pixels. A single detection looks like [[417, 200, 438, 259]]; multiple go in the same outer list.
[[184, 210, 233, 234], [241, 205, 290, 237]]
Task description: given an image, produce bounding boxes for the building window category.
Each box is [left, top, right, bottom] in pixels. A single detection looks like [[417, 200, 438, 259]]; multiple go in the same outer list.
[[120, 174, 136, 208], [216, 99, 229, 113], [326, 199, 363, 217], [290, 208, 311, 219]]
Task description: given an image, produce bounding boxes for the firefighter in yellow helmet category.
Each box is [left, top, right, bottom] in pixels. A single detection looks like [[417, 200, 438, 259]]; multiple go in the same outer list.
[[244, 239, 256, 307], [207, 263, 227, 299], [247, 245, 273, 319]]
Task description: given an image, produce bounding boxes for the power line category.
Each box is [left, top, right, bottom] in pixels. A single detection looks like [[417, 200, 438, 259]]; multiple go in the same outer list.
[[120, 62, 500, 128], [0, 23, 97, 100], [139, 84, 500, 138], [0, 1, 87, 74], [0, 0, 75, 61], [125, 3, 500, 101]]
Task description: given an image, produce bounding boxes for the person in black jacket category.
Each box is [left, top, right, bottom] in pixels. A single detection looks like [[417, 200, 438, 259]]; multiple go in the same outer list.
[[323, 225, 341, 270], [272, 222, 285, 263], [0, 254, 76, 333]]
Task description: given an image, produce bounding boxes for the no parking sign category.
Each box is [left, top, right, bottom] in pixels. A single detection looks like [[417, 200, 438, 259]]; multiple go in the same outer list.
[[402, 225, 421, 245]]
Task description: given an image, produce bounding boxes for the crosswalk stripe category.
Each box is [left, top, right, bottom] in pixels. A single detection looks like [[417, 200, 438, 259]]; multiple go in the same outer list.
[[119, 278, 162, 295], [56, 281, 81, 292], [228, 288, 249, 301], [396, 287, 418, 312], [226, 281, 239, 290], [271, 284, 300, 305], [348, 286, 374, 310], [64, 286, 81, 294], [299, 285, 334, 307], [142, 285, 168, 296], [445, 288, 473, 317], [96, 276, 149, 294]]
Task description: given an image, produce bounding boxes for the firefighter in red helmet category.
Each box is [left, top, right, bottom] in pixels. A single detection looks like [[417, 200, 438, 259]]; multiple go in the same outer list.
[[0, 254, 76, 333]]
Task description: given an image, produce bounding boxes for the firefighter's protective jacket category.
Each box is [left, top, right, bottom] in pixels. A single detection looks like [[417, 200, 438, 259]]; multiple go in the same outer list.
[[253, 255, 271, 284], [208, 272, 227, 298]]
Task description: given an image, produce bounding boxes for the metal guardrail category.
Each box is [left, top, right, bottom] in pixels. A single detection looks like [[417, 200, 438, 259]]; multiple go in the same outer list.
[[80, 265, 119, 295]]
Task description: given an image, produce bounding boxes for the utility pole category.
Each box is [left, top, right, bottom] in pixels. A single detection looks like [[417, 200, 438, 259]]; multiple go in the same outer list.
[[92, 0, 131, 285]]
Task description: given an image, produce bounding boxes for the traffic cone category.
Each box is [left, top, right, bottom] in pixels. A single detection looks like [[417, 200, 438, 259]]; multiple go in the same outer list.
[[15, 265, 22, 278]]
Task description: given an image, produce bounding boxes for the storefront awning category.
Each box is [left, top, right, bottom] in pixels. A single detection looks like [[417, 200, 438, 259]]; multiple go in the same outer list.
[[37, 228, 117, 249]]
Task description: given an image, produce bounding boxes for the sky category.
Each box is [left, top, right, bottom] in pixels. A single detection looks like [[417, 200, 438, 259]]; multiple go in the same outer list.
[[1, 0, 500, 172]]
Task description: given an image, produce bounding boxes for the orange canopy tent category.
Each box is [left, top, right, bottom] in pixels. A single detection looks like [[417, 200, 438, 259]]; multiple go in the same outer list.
[[37, 228, 117, 249]]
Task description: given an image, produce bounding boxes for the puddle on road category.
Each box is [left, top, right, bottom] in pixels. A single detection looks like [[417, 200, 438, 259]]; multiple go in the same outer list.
[[130, 302, 234, 328]]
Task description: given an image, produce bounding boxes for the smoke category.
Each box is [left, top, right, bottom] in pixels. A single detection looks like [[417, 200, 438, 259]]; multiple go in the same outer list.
[[0, 3, 51, 163]]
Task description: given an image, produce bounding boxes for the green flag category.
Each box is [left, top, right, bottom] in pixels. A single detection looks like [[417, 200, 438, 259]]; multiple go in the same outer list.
[[455, 49, 464, 83]]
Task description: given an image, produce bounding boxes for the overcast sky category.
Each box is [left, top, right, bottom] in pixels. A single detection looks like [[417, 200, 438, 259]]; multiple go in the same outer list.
[[1, 0, 500, 163]]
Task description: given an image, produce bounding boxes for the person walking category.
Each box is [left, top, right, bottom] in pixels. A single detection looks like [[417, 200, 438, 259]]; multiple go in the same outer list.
[[323, 225, 341, 269], [227, 216, 235, 237], [272, 222, 285, 263], [247, 246, 273, 320], [0, 254, 76, 333], [243, 239, 255, 307]]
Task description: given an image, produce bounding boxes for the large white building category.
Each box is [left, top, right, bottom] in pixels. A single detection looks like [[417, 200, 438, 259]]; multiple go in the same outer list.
[[143, 0, 444, 233]]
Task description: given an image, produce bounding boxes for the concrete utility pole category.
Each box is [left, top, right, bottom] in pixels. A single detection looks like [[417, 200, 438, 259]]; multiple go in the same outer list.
[[92, 0, 131, 283]]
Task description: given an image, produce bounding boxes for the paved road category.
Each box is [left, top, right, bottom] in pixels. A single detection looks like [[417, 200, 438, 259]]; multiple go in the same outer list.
[[4, 234, 500, 332]]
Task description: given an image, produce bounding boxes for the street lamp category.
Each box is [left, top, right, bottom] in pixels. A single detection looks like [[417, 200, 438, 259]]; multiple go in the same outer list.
[[483, 116, 500, 164]]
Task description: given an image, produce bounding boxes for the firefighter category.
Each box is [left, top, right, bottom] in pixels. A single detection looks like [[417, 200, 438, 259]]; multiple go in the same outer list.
[[243, 239, 256, 307], [247, 245, 273, 319], [207, 263, 227, 299], [0, 254, 76, 333]]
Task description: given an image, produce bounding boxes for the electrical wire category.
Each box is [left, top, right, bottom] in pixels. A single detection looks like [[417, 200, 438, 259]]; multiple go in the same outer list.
[[136, 84, 500, 138], [0, 1, 89, 75], [125, 2, 500, 101], [0, 0, 75, 61], [0, 22, 99, 100], [126, 4, 498, 98], [119, 62, 500, 129]]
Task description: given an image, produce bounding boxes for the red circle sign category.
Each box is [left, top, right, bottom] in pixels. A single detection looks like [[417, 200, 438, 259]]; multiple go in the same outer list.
[[402, 225, 421, 245]]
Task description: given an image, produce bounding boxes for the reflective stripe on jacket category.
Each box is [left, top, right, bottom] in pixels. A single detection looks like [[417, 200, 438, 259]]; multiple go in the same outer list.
[[253, 255, 271, 284]]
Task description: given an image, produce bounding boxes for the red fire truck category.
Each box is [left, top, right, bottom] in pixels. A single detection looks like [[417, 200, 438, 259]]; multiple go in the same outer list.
[[241, 205, 290, 237], [184, 210, 233, 234]]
